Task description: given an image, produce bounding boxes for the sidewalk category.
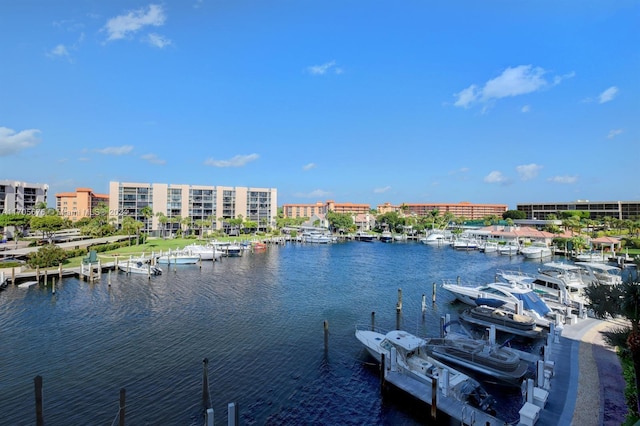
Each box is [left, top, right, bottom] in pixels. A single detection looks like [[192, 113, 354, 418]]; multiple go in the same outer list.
[[542, 318, 628, 426]]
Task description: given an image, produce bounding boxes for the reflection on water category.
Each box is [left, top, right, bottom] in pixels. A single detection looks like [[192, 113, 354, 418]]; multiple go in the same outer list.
[[1, 242, 561, 425]]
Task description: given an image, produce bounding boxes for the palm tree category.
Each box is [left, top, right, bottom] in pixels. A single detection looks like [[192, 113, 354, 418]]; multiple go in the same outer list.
[[181, 216, 192, 237], [156, 212, 168, 239], [140, 205, 154, 238]]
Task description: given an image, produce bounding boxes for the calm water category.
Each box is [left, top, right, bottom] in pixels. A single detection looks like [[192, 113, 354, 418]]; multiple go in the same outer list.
[[1, 242, 570, 425]]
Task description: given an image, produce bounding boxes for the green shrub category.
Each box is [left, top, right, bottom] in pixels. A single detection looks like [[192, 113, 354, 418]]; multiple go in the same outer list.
[[27, 245, 67, 268]]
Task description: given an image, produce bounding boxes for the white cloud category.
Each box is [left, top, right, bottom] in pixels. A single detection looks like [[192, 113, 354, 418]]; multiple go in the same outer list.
[[607, 129, 623, 139], [548, 175, 578, 184], [293, 189, 332, 198], [0, 127, 41, 156], [516, 163, 542, 181], [141, 153, 166, 164], [103, 4, 166, 41], [306, 60, 342, 76], [374, 186, 391, 194], [147, 33, 171, 48], [96, 145, 134, 155], [302, 162, 316, 171], [454, 65, 573, 109], [599, 86, 619, 104], [484, 171, 508, 184], [521, 105, 531, 113], [203, 153, 259, 167], [47, 44, 70, 59]]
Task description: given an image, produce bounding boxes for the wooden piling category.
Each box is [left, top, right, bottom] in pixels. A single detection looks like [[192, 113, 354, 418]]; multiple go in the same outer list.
[[421, 294, 427, 313], [202, 358, 211, 410], [34, 375, 44, 426], [432, 283, 437, 304], [44, 269, 48, 286], [380, 353, 386, 393], [36, 266, 40, 282], [431, 376, 438, 420], [12, 267, 15, 285], [323, 320, 329, 352], [228, 402, 239, 426], [396, 288, 402, 313], [52, 277, 56, 295], [58, 263, 62, 279], [371, 311, 375, 331], [119, 388, 126, 426]]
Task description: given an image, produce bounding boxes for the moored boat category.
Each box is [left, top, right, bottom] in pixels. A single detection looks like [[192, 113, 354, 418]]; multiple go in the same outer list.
[[460, 306, 546, 339], [118, 260, 162, 275]]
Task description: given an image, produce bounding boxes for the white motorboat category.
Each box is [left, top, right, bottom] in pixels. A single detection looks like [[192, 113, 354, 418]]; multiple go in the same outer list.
[[17, 281, 38, 288], [156, 252, 201, 264], [575, 262, 623, 286], [441, 279, 553, 327], [301, 231, 334, 244], [459, 306, 546, 339], [355, 328, 495, 412], [497, 241, 520, 256], [379, 231, 393, 243], [422, 335, 531, 386], [498, 262, 589, 306], [520, 242, 552, 260], [118, 260, 162, 275], [420, 231, 451, 246], [452, 237, 479, 250], [183, 243, 223, 261], [353, 231, 375, 242], [479, 241, 499, 253], [573, 250, 608, 263]]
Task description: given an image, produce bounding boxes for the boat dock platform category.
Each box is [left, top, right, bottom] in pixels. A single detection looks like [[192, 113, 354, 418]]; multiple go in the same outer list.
[[383, 370, 505, 425]]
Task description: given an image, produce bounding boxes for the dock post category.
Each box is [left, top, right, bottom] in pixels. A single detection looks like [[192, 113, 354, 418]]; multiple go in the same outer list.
[[421, 294, 427, 313], [12, 267, 15, 285], [202, 358, 211, 409], [431, 375, 438, 421], [536, 360, 545, 387], [439, 316, 445, 338], [119, 388, 126, 426], [58, 263, 62, 279], [371, 311, 375, 331], [205, 408, 214, 426], [441, 369, 449, 397], [457, 276, 460, 285], [36, 266, 40, 282], [526, 378, 535, 404], [34, 375, 44, 426], [380, 353, 386, 392], [199, 254, 202, 269], [44, 269, 48, 286], [489, 325, 496, 345], [445, 314, 450, 335], [228, 402, 238, 426], [98, 260, 102, 280], [323, 320, 329, 353], [148, 263, 151, 279], [396, 288, 402, 313], [52, 277, 56, 295], [432, 282, 436, 304], [108, 270, 111, 285], [548, 323, 555, 345]]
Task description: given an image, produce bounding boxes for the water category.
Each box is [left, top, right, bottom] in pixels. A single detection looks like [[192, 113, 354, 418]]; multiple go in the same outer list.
[[0, 242, 566, 425]]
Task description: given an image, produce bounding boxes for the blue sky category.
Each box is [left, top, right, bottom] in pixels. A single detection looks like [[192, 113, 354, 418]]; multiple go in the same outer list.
[[1, 1, 638, 210]]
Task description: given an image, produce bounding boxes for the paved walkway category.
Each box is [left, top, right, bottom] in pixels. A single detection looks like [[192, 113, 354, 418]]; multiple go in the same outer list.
[[542, 317, 628, 426]]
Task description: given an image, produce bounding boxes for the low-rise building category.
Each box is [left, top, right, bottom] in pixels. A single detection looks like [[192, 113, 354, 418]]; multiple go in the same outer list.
[[55, 188, 109, 221], [0, 180, 48, 214]]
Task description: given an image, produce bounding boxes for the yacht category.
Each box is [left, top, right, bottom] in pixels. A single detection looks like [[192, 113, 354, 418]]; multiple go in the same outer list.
[[420, 231, 451, 246], [459, 306, 546, 339], [379, 231, 393, 243], [575, 262, 623, 286], [353, 231, 375, 242], [497, 241, 520, 256], [520, 242, 552, 260]]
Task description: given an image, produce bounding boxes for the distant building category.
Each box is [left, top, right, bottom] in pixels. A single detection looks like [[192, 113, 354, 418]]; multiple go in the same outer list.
[[55, 188, 109, 221], [517, 200, 640, 220], [376, 201, 508, 220], [109, 182, 277, 235], [0, 180, 48, 214], [282, 200, 370, 219]]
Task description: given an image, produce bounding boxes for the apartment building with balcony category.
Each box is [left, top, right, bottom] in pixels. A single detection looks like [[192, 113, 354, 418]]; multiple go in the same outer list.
[[55, 188, 109, 221], [517, 200, 640, 221], [376, 201, 508, 220], [108, 181, 277, 235], [282, 200, 370, 219], [0, 180, 48, 214]]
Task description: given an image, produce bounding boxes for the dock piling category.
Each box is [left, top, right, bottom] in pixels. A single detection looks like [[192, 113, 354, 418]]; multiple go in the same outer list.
[[52, 277, 56, 295], [371, 311, 375, 331], [431, 375, 438, 420], [202, 358, 211, 410], [228, 402, 238, 426], [323, 320, 329, 353], [421, 294, 427, 313], [205, 408, 214, 426], [34, 375, 44, 426], [432, 283, 436, 304], [119, 388, 126, 426], [396, 288, 402, 313]]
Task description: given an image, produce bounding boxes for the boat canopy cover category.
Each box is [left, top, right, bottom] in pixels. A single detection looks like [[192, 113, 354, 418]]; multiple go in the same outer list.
[[386, 330, 424, 352], [513, 291, 551, 316]]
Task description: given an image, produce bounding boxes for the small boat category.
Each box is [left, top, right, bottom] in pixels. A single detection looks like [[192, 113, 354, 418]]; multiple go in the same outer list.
[[379, 231, 393, 243], [17, 281, 38, 288], [497, 241, 520, 256], [520, 242, 552, 260], [118, 260, 162, 275], [155, 252, 201, 264], [301, 231, 334, 244], [452, 237, 479, 250], [576, 262, 623, 286], [354, 231, 375, 242], [460, 306, 546, 339], [573, 250, 608, 263], [423, 336, 531, 386], [355, 328, 496, 412], [479, 241, 499, 253], [183, 243, 223, 261], [420, 231, 451, 246]]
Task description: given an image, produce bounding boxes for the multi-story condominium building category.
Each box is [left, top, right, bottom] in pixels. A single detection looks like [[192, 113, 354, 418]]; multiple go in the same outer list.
[[108, 182, 277, 235], [517, 200, 640, 221], [0, 180, 48, 214], [282, 200, 370, 219], [55, 188, 109, 221], [376, 201, 508, 220]]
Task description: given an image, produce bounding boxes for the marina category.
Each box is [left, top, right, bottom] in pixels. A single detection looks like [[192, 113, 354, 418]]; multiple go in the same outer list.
[[0, 239, 634, 425]]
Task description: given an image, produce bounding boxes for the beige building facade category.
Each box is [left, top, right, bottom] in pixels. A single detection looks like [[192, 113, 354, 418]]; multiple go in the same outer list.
[[282, 200, 371, 219], [0, 180, 48, 214], [109, 181, 278, 235], [376, 201, 508, 220]]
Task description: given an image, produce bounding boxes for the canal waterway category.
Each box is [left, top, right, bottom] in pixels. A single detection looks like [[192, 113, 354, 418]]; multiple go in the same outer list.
[[0, 241, 596, 425]]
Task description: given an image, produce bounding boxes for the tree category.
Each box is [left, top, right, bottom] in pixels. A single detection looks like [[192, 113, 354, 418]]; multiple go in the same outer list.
[[503, 210, 526, 220], [156, 212, 168, 238], [0, 213, 31, 240], [121, 216, 138, 246], [27, 244, 67, 268], [326, 211, 354, 233], [585, 279, 640, 416], [30, 215, 69, 243], [140, 206, 154, 236], [181, 216, 192, 236]]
